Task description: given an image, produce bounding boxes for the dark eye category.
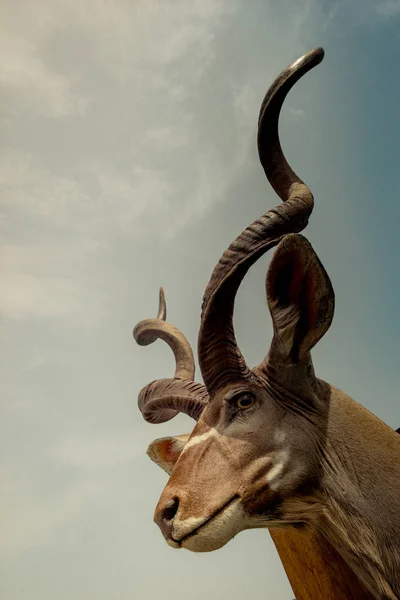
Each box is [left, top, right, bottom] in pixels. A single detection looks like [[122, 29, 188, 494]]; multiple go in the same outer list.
[[236, 394, 255, 410]]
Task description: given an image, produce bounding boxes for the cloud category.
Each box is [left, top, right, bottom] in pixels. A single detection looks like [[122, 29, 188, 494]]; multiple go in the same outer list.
[[0, 152, 91, 229], [0, 235, 109, 320], [0, 272, 105, 321], [4, 0, 379, 321], [0, 150, 171, 238], [59, 0, 231, 80], [1, 0, 231, 122], [0, 1, 246, 323], [0, 156, 109, 320], [376, 0, 400, 16], [3, 0, 329, 264], [0, 26, 88, 120]]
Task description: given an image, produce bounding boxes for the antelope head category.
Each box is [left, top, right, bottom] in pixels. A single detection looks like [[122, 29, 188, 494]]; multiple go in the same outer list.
[[135, 46, 331, 552], [134, 48, 400, 599]]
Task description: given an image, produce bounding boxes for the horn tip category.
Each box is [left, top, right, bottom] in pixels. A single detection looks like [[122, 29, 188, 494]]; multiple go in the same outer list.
[[304, 46, 325, 67], [290, 46, 325, 73], [312, 46, 325, 58], [312, 46, 325, 64], [157, 287, 167, 321]]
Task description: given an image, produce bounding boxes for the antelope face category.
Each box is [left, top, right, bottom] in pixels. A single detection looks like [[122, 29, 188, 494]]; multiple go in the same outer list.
[[151, 370, 325, 552]]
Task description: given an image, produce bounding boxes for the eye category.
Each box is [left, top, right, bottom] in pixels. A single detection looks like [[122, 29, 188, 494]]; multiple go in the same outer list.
[[235, 393, 255, 410]]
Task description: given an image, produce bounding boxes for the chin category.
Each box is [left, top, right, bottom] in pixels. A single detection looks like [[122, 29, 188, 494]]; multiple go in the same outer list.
[[181, 532, 232, 553], [171, 499, 246, 553]]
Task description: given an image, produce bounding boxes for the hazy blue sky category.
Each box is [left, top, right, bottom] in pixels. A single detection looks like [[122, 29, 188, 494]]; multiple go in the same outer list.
[[1, 2, 400, 599]]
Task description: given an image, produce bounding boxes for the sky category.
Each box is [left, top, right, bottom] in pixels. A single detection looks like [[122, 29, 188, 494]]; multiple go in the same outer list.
[[1, 1, 400, 599]]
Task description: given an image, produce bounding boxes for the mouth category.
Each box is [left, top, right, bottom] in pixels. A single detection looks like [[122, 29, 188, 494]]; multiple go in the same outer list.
[[171, 495, 240, 546]]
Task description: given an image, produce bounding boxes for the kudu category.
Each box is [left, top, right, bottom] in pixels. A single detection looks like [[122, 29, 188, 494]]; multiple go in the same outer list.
[[134, 48, 400, 600]]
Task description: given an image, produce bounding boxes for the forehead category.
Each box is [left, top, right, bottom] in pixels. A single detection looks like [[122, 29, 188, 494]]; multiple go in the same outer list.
[[197, 387, 230, 427], [184, 399, 226, 443]]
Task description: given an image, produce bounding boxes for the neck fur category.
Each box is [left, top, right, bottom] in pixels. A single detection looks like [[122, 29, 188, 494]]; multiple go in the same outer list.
[[317, 386, 400, 599]]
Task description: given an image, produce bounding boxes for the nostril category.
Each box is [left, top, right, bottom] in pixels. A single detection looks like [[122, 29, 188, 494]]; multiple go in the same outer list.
[[161, 497, 179, 522]]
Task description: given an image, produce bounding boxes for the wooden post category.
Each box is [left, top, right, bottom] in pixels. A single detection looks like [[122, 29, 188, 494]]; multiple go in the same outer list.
[[269, 527, 375, 600]]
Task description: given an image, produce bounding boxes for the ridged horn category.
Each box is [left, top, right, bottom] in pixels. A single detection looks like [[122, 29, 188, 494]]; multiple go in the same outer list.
[[138, 378, 209, 424], [134, 288, 209, 423], [134, 287, 194, 381], [198, 48, 324, 394]]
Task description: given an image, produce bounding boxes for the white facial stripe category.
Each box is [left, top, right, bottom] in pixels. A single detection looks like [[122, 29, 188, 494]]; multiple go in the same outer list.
[[267, 450, 289, 490], [181, 427, 219, 452], [266, 462, 284, 483]]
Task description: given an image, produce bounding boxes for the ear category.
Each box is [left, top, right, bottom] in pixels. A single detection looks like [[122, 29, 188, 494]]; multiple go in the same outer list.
[[266, 233, 334, 361], [146, 433, 191, 475]]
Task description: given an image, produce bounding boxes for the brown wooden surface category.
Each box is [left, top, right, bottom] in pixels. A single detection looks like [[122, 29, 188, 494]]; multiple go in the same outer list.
[[269, 527, 376, 600]]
